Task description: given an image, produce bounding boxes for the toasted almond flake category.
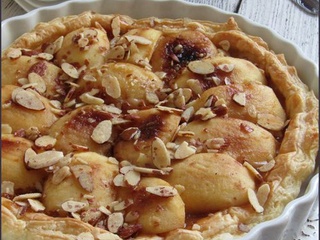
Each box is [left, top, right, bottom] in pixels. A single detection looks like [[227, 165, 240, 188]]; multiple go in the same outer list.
[[91, 120, 112, 144], [17, 77, 29, 86], [83, 74, 97, 82], [146, 91, 159, 104], [83, 28, 98, 38], [49, 100, 62, 109], [133, 166, 172, 175], [7, 48, 22, 59], [187, 60, 215, 75], [102, 75, 121, 99], [1, 181, 15, 195], [111, 16, 121, 38], [238, 223, 251, 233], [25, 150, 63, 169], [124, 170, 141, 186], [120, 165, 134, 174], [106, 46, 126, 60], [232, 92, 246, 106], [243, 161, 263, 181], [257, 183, 270, 207], [152, 137, 171, 169], [174, 184, 186, 194], [177, 130, 195, 138], [108, 212, 124, 233], [97, 232, 122, 240], [45, 36, 64, 54], [174, 141, 197, 159], [217, 63, 235, 72], [120, 127, 140, 141], [28, 199, 45, 212], [155, 71, 167, 79], [77, 232, 95, 240], [37, 52, 54, 61], [100, 104, 122, 114], [156, 105, 183, 114], [2, 124, 12, 134], [35, 135, 57, 148], [258, 159, 276, 172], [13, 193, 42, 202], [219, 40, 231, 51], [257, 113, 285, 131], [70, 165, 94, 192], [113, 199, 133, 211], [186, 79, 203, 95], [192, 224, 201, 231], [98, 206, 112, 215], [14, 89, 45, 110], [174, 94, 186, 109], [248, 188, 264, 213], [52, 166, 71, 185], [146, 186, 178, 197], [113, 174, 126, 187], [61, 200, 87, 213], [78, 37, 89, 48], [205, 138, 225, 149], [61, 62, 79, 79], [58, 153, 73, 167], [80, 92, 104, 105], [125, 211, 140, 222], [195, 107, 216, 121], [125, 35, 152, 45], [181, 106, 195, 122]]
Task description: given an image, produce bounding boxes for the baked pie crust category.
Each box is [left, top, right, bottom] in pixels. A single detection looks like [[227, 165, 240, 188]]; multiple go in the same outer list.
[[1, 11, 318, 240]]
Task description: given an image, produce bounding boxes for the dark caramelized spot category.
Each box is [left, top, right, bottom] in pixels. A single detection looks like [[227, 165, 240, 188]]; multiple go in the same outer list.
[[139, 114, 163, 140], [67, 109, 113, 131], [118, 224, 142, 239], [29, 61, 48, 77]]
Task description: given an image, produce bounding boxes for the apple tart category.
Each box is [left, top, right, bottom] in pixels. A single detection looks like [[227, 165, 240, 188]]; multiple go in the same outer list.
[[1, 11, 318, 240]]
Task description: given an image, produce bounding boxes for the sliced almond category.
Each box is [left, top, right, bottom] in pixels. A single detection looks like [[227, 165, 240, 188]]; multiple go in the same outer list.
[[61, 200, 87, 213], [35, 135, 57, 148], [187, 60, 215, 75], [243, 161, 263, 182], [111, 16, 121, 38], [174, 141, 196, 159], [113, 199, 133, 211], [52, 166, 71, 185], [187, 79, 203, 95], [125, 35, 152, 45], [146, 91, 159, 104], [14, 89, 45, 110], [7, 48, 22, 59], [102, 75, 121, 99], [1, 181, 14, 196], [257, 183, 270, 207], [156, 105, 183, 114], [25, 150, 63, 169], [247, 188, 264, 213], [120, 127, 140, 141], [217, 63, 235, 72], [108, 212, 124, 233], [83, 74, 97, 82], [258, 159, 276, 172], [205, 137, 225, 150], [152, 137, 171, 169], [28, 199, 45, 212], [44, 36, 64, 54], [106, 46, 126, 60], [146, 186, 178, 197], [181, 106, 195, 122], [125, 211, 140, 222], [232, 92, 246, 106], [257, 114, 285, 131], [70, 165, 93, 192], [91, 120, 112, 144], [61, 62, 79, 79], [113, 174, 126, 187], [195, 107, 216, 121], [80, 92, 104, 105], [77, 232, 95, 240], [13, 193, 42, 202], [124, 170, 141, 186], [97, 232, 122, 240], [78, 37, 89, 48]]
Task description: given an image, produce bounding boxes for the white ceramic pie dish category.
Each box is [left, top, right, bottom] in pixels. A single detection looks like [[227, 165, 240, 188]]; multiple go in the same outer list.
[[1, 0, 319, 239]]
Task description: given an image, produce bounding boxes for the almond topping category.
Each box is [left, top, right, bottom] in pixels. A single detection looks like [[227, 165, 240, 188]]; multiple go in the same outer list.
[[102, 75, 121, 99], [37, 52, 54, 61], [195, 107, 216, 121], [108, 212, 124, 233], [258, 159, 276, 172], [106, 46, 126, 60], [187, 60, 215, 75], [152, 137, 171, 169], [111, 16, 121, 38], [35, 135, 57, 148], [257, 114, 284, 131], [13, 89, 45, 110], [77, 232, 95, 240], [91, 120, 112, 144], [13, 193, 42, 202], [146, 91, 160, 104], [113, 174, 126, 187], [97, 232, 122, 240], [125, 35, 152, 45], [205, 138, 225, 149], [146, 186, 178, 197], [7, 48, 22, 59], [80, 92, 104, 105], [217, 63, 235, 72], [83, 74, 97, 82], [186, 79, 203, 95], [257, 183, 270, 207], [124, 170, 141, 186], [243, 161, 263, 181], [61, 62, 79, 79], [181, 106, 195, 122], [70, 165, 94, 192], [125, 211, 140, 222], [232, 92, 246, 106], [28, 199, 45, 212], [248, 188, 264, 213], [174, 141, 197, 159], [61, 200, 87, 213], [1, 181, 14, 196], [120, 127, 141, 141], [52, 166, 71, 185], [25, 150, 63, 169]]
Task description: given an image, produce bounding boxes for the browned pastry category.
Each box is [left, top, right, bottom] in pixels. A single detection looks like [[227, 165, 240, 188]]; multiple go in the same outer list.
[[1, 11, 318, 240]]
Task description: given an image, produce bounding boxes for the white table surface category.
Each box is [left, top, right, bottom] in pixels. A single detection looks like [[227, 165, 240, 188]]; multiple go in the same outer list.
[[1, 0, 319, 239]]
